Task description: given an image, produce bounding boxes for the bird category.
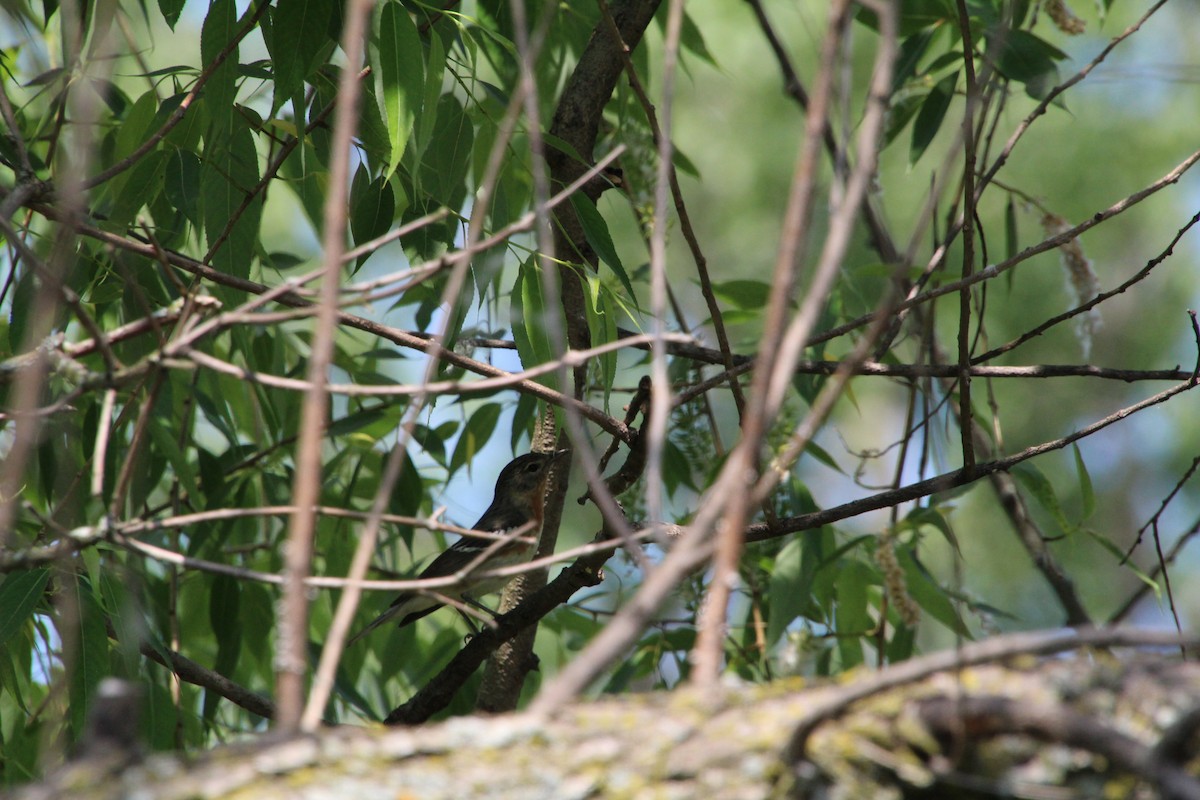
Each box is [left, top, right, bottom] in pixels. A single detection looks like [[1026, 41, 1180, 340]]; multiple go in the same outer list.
[[348, 449, 568, 644]]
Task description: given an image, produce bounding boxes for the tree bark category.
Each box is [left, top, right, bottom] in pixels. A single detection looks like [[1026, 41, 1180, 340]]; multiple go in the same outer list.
[[24, 633, 1200, 800]]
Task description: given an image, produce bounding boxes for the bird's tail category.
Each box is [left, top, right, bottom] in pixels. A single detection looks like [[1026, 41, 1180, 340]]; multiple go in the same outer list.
[[346, 593, 413, 647]]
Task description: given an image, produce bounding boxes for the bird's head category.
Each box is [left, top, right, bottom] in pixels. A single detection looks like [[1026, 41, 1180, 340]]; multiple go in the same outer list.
[[493, 449, 569, 511]]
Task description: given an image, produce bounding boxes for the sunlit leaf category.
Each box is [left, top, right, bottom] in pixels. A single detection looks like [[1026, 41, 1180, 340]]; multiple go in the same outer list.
[[375, 1, 423, 176], [570, 194, 635, 301]]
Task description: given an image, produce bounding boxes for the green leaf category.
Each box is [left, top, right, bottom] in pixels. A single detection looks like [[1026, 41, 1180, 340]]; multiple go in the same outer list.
[[510, 393, 537, 452], [1072, 444, 1095, 521], [349, 167, 396, 270], [148, 415, 197, 491], [834, 560, 872, 668], [450, 402, 503, 475], [884, 92, 923, 148], [710, 279, 773, 311], [584, 274, 618, 413], [892, 27, 937, 94], [672, 145, 700, 179], [158, 0, 185, 29], [903, 506, 962, 555], [68, 575, 110, 739], [987, 29, 1066, 100], [388, 447, 425, 517], [329, 403, 401, 440], [113, 89, 159, 163], [662, 439, 699, 495], [0, 569, 49, 650], [988, 29, 1067, 83], [678, 10, 717, 67], [160, 92, 205, 152], [205, 574, 242, 721], [1082, 526, 1139, 565], [570, 194, 635, 300], [270, 0, 335, 114], [1012, 463, 1072, 533], [414, 28, 446, 166], [910, 70, 957, 164], [200, 0, 238, 123], [510, 256, 557, 386], [899, 547, 972, 637], [107, 150, 168, 228], [357, 80, 393, 171], [165, 148, 203, 226], [419, 94, 474, 209], [802, 440, 845, 475], [202, 115, 263, 280], [375, 1, 423, 176], [766, 537, 806, 648], [0, 644, 32, 718], [859, 0, 954, 35], [540, 133, 588, 168], [1005, 195, 1019, 262]]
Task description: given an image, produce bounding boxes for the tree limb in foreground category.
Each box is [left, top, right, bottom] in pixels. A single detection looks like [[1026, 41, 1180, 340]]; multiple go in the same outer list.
[[19, 629, 1199, 800]]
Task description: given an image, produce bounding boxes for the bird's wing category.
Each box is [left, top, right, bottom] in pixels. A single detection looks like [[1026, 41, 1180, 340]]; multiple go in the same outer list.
[[348, 524, 536, 645], [416, 534, 497, 577]]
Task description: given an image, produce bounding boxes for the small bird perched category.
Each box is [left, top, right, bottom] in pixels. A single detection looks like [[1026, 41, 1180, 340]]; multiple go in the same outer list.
[[348, 449, 568, 644]]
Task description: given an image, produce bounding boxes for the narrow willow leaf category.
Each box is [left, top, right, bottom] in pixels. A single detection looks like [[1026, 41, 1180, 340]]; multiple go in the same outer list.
[[0, 569, 50, 649], [349, 167, 396, 270], [510, 257, 555, 380], [1072, 444, 1095, 521], [419, 94, 474, 208], [165, 148, 203, 225], [570, 194, 635, 301], [834, 561, 872, 668], [270, 0, 335, 115], [910, 70, 957, 165], [201, 116, 262, 280], [1005, 196, 1019, 262], [1012, 462, 1073, 533], [892, 26, 937, 94], [68, 576, 110, 738], [766, 537, 806, 648], [584, 274, 617, 413], [899, 548, 972, 637], [148, 415, 197, 490], [450, 402, 502, 475], [414, 29, 445, 166], [376, 2, 423, 176], [199, 0, 238, 122]]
